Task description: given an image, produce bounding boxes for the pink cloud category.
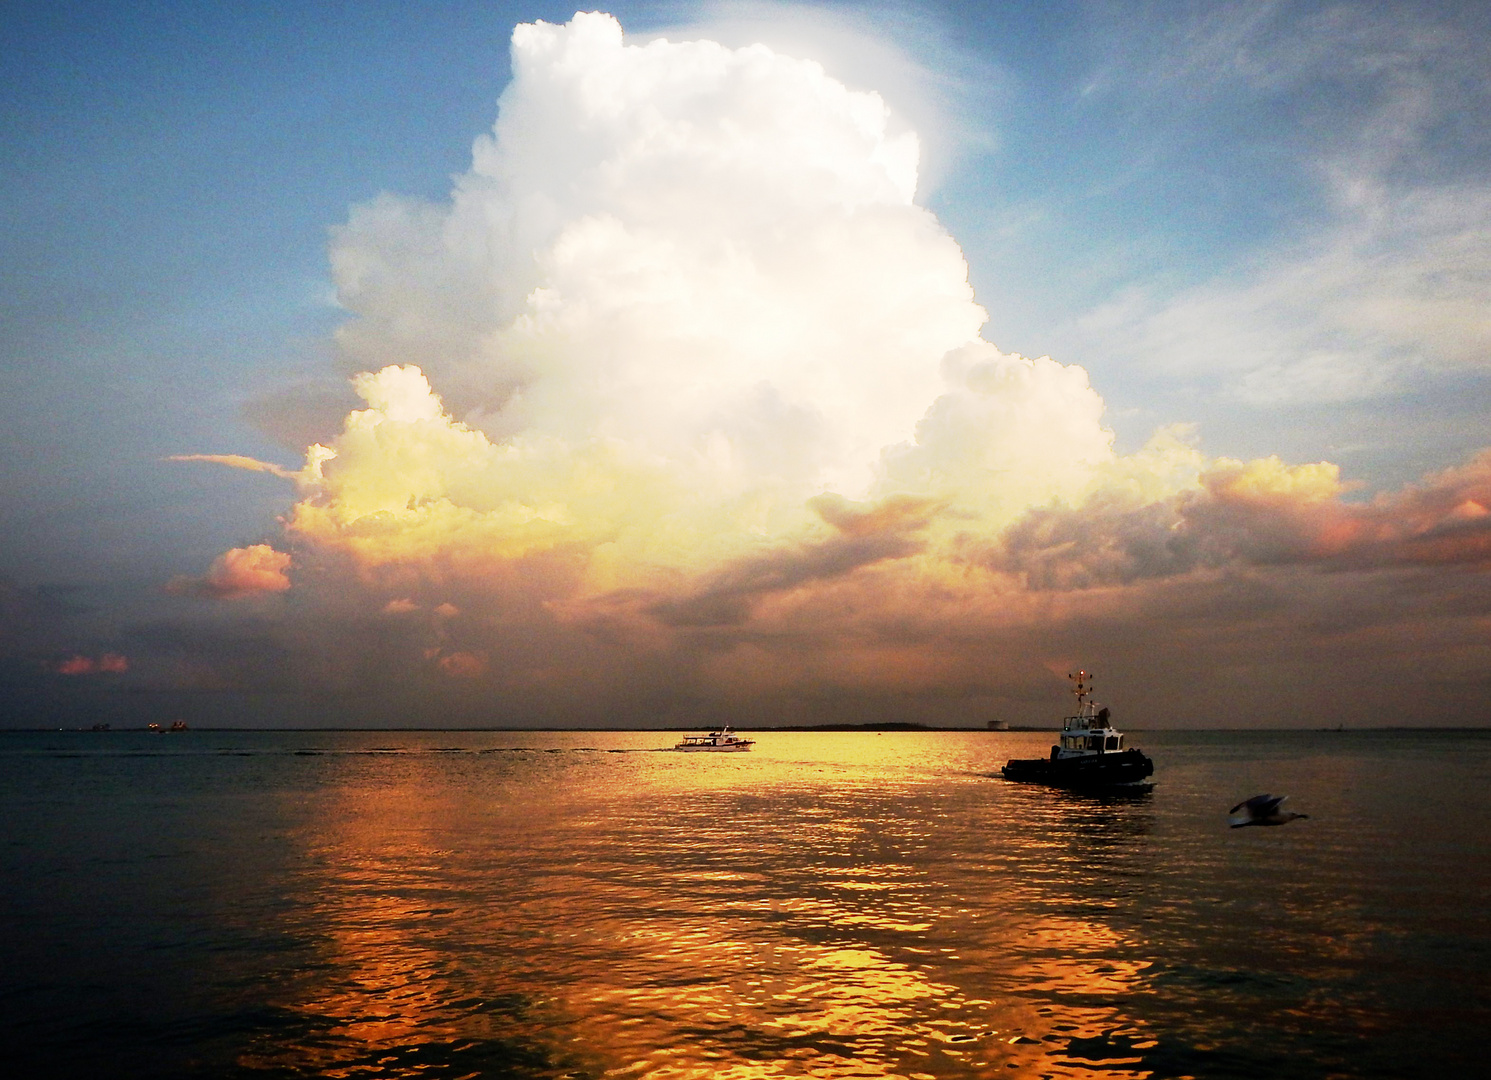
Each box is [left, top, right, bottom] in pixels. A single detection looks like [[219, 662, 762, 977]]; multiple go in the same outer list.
[[986, 449, 1491, 590], [1197, 450, 1491, 569], [54, 652, 128, 676], [169, 544, 292, 598]]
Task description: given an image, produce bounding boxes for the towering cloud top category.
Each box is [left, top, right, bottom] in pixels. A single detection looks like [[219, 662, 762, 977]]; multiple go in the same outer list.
[[330, 11, 984, 498]]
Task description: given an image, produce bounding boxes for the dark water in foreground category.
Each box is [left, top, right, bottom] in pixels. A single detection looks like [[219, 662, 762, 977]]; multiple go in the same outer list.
[[2, 729, 1487, 1079]]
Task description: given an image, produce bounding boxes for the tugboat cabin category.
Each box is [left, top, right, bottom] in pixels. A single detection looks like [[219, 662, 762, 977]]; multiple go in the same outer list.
[[1057, 708, 1124, 754], [1053, 674, 1124, 758]]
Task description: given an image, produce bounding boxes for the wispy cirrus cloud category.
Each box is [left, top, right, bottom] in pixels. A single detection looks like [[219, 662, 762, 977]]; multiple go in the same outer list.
[[1068, 1, 1491, 408]]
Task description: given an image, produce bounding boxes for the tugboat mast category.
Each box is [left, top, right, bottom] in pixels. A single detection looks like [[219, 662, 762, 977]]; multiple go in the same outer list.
[[1069, 670, 1095, 719], [1070, 670, 1091, 706]]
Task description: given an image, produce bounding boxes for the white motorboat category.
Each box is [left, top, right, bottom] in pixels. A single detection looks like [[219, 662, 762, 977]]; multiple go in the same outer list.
[[674, 726, 755, 752]]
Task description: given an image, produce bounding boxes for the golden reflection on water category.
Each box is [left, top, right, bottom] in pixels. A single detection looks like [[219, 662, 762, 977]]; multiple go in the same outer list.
[[6, 728, 1485, 1078], [240, 732, 1171, 1079]]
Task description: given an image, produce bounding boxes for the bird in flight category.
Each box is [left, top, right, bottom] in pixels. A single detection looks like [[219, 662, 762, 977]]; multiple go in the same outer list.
[[1229, 794, 1309, 828]]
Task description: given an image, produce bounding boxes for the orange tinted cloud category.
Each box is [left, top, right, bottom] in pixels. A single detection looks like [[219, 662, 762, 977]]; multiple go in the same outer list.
[[166, 454, 301, 480], [436, 651, 487, 679]]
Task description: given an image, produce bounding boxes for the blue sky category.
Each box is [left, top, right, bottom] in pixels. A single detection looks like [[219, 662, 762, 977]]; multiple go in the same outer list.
[[3, 1, 1488, 727]]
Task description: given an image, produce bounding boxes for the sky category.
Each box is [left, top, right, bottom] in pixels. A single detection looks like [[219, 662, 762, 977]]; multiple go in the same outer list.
[[2, 0, 1489, 729]]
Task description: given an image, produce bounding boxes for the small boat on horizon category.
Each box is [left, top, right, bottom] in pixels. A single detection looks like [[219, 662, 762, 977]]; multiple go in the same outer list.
[[1000, 671, 1154, 791], [674, 725, 755, 752]]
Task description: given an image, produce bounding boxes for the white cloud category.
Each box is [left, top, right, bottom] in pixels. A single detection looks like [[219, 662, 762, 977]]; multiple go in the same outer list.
[[648, 0, 1003, 192], [255, 11, 1239, 591], [329, 10, 987, 498], [878, 341, 1120, 517]]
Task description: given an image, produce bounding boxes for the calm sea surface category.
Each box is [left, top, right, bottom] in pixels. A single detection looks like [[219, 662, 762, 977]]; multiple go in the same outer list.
[[1, 728, 1487, 1079]]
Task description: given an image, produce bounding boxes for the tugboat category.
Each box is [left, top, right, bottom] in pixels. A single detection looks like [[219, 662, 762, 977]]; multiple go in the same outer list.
[[1000, 671, 1154, 791], [674, 725, 756, 752]]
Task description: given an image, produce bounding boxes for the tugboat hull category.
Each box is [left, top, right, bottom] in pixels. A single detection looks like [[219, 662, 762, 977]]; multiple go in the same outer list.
[[1001, 748, 1154, 790]]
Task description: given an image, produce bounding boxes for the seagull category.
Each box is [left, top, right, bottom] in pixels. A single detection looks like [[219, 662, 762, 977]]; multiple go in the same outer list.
[[1229, 794, 1308, 828]]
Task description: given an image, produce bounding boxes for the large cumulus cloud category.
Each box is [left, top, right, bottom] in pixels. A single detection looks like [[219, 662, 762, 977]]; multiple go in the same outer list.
[[264, 12, 1191, 590], [329, 11, 979, 496], [169, 11, 1491, 727]]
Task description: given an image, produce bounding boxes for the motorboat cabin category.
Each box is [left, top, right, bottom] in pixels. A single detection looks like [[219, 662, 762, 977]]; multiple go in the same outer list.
[[674, 726, 756, 752]]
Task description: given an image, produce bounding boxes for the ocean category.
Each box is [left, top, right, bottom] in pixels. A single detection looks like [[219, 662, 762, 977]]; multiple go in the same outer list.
[[1, 728, 1486, 1079]]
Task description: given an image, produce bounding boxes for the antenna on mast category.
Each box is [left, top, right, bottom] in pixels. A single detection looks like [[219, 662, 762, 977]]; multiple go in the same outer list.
[[1068, 670, 1091, 705]]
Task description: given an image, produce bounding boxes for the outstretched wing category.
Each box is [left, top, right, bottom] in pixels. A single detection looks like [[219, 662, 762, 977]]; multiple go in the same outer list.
[[1229, 793, 1275, 816], [1229, 793, 1287, 826]]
